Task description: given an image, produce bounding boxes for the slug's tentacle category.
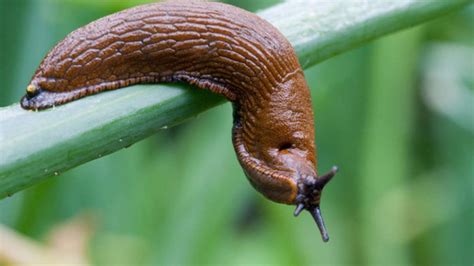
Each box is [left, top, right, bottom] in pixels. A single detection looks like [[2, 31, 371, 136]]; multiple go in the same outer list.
[[20, 1, 336, 241]]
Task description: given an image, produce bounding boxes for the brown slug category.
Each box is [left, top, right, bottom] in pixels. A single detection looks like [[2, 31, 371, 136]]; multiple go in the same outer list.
[[20, 1, 337, 242]]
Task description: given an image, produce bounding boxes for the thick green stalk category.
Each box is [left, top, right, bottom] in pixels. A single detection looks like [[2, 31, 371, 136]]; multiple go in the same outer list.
[[358, 27, 423, 265], [0, 0, 471, 198]]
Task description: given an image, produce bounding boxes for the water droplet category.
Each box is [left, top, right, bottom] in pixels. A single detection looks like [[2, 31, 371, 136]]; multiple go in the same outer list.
[[161, 125, 168, 129], [54, 172, 59, 176], [44, 169, 48, 173], [119, 138, 123, 142]]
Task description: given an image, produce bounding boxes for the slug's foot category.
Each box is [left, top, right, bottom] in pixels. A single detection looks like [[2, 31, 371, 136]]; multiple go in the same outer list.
[[293, 166, 338, 242]]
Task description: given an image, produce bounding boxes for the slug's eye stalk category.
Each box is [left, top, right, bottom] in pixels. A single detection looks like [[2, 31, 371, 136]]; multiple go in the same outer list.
[[293, 166, 338, 242]]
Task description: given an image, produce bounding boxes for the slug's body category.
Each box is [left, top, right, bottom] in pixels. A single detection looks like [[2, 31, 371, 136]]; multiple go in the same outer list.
[[21, 1, 336, 241]]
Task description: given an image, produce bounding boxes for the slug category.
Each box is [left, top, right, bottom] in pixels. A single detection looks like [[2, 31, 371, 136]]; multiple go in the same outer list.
[[20, 1, 337, 242]]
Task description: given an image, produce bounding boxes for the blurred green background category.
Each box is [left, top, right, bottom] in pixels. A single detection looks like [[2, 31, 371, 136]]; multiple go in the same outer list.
[[0, 0, 473, 265]]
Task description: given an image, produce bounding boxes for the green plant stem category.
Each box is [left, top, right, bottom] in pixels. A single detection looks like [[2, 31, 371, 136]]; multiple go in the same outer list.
[[358, 26, 423, 265], [0, 0, 470, 198]]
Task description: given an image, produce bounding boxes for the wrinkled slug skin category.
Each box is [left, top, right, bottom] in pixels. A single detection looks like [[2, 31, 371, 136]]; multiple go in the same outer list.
[[21, 2, 317, 204]]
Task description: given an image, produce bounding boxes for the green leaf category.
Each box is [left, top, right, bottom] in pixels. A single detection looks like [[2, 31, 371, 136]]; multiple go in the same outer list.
[[0, 0, 471, 198]]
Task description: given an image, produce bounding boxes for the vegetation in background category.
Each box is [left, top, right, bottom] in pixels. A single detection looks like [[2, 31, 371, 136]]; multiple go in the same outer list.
[[0, 0, 472, 265]]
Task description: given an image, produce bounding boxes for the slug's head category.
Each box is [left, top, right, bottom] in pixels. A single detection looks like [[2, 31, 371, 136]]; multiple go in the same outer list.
[[294, 166, 338, 242]]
